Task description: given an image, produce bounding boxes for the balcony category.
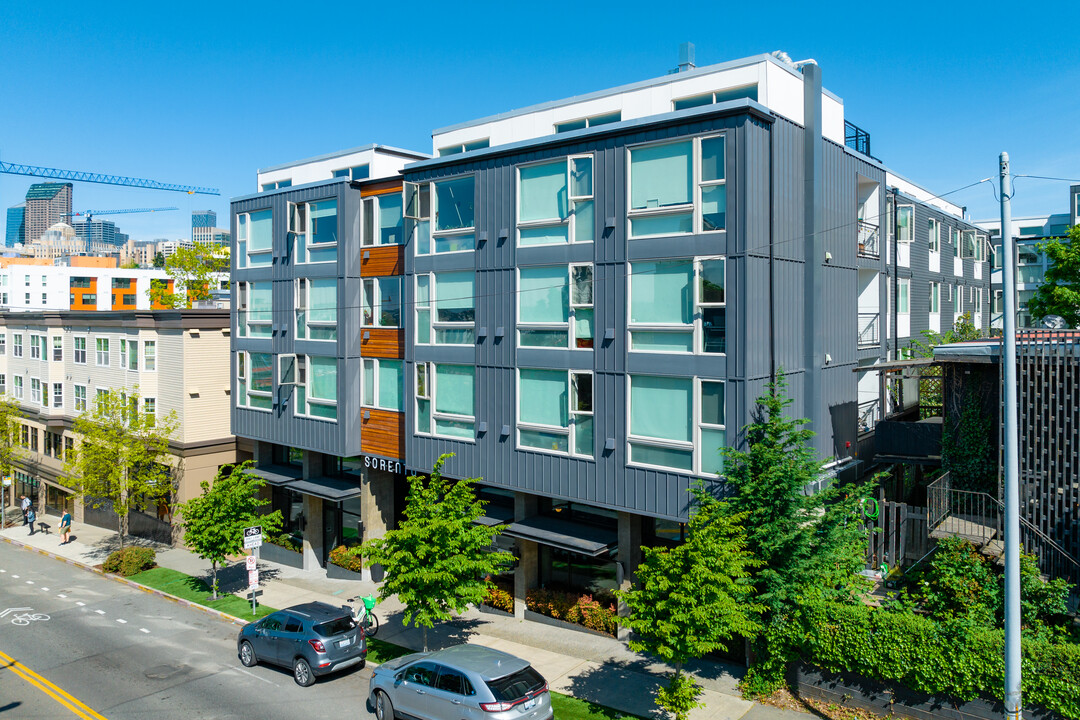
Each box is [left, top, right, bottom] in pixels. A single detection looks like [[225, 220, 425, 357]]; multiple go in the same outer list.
[[857, 220, 879, 259], [858, 399, 880, 434], [858, 312, 880, 348]]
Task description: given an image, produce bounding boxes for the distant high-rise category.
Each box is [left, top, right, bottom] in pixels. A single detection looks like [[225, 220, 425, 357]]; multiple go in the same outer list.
[[192, 210, 217, 230], [73, 219, 127, 246], [192, 225, 230, 246], [24, 183, 73, 242], [5, 203, 26, 247]]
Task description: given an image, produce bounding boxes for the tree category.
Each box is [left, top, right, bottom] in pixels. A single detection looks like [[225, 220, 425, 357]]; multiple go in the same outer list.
[[720, 375, 874, 693], [148, 244, 229, 308], [360, 454, 512, 651], [120, 258, 141, 269], [0, 399, 25, 524], [909, 313, 981, 417], [152, 251, 165, 268], [63, 388, 179, 548], [176, 461, 282, 600], [618, 485, 761, 720], [1028, 225, 1080, 327]]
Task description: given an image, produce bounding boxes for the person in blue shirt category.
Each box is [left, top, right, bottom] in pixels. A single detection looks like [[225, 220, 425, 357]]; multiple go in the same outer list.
[[59, 510, 72, 545]]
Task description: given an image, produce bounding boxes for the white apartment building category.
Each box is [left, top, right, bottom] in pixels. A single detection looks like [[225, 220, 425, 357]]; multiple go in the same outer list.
[[0, 310, 238, 543], [0, 265, 226, 312], [256, 143, 429, 191]]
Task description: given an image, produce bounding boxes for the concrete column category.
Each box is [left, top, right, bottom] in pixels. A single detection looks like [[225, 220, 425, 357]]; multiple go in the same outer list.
[[361, 468, 396, 582], [512, 492, 539, 619], [252, 441, 274, 467], [616, 512, 643, 641], [302, 494, 324, 571], [301, 450, 320, 480]]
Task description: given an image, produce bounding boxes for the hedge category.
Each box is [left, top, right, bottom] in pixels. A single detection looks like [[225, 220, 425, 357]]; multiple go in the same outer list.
[[103, 547, 157, 577], [328, 545, 363, 573], [788, 601, 1080, 719]]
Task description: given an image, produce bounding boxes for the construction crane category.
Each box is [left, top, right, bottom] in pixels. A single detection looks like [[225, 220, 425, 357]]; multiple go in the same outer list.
[[0, 153, 218, 195], [63, 207, 179, 223]]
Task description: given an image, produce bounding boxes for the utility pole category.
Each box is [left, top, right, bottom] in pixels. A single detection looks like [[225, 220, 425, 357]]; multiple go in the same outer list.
[[999, 151, 1021, 720]]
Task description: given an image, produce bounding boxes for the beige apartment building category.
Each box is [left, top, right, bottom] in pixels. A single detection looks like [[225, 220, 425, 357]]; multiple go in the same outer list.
[[0, 309, 238, 544]]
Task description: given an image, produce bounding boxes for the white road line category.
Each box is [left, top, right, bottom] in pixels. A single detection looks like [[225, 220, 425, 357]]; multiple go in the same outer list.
[[139, 628, 150, 634], [40, 587, 49, 592], [25, 580, 33, 584], [116, 619, 127, 624], [95, 610, 105, 615], [57, 594, 67, 599], [0, 569, 6, 572], [76, 601, 85, 606], [235, 668, 275, 685], [11, 574, 18, 578]]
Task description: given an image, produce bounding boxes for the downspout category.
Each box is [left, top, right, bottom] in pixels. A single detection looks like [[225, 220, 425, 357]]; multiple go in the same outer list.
[[769, 118, 776, 383], [892, 188, 899, 360], [801, 63, 824, 446]]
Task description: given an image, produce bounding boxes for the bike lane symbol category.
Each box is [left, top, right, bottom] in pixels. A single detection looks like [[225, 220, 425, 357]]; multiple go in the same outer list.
[[1, 607, 50, 625]]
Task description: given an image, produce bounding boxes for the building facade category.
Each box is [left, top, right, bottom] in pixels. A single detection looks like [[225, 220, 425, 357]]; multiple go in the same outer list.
[[24, 183, 73, 243], [73, 219, 129, 247], [0, 310, 239, 543], [0, 264, 185, 312], [6, 203, 26, 247]]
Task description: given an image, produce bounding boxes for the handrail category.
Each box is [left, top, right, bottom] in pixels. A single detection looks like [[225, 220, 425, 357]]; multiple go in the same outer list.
[[857, 220, 880, 258]]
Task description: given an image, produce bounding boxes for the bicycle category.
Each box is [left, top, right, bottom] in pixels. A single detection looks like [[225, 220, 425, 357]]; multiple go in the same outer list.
[[11, 612, 50, 626], [344, 595, 379, 638]]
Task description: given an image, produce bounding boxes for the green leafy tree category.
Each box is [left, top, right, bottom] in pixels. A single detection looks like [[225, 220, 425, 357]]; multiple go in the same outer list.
[[720, 375, 874, 694], [0, 399, 25, 523], [63, 388, 178, 548], [909, 313, 981, 417], [361, 454, 512, 650], [120, 258, 140, 269], [1028, 225, 1080, 327], [148, 244, 229, 308], [618, 485, 761, 720], [176, 461, 282, 600], [1017, 551, 1072, 628]]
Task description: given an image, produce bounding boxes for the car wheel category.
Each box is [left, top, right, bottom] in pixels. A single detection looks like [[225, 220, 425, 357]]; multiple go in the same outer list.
[[375, 690, 395, 720], [238, 641, 257, 668], [293, 657, 315, 687]]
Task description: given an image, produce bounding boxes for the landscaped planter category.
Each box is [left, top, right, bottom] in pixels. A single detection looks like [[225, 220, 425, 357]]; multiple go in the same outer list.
[[326, 562, 364, 582], [478, 604, 514, 618], [260, 543, 303, 568], [523, 609, 613, 638]]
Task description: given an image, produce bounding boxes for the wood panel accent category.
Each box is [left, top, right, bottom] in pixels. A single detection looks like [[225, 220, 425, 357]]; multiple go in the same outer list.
[[361, 328, 404, 358], [360, 246, 403, 277], [361, 408, 404, 459], [360, 180, 403, 197]]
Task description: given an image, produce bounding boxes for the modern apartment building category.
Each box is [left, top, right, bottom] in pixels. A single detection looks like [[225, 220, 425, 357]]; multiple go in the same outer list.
[[231, 145, 428, 573], [0, 309, 238, 543], [230, 54, 990, 605], [0, 264, 190, 312], [24, 183, 73, 242], [6, 203, 26, 247], [977, 184, 1080, 329]]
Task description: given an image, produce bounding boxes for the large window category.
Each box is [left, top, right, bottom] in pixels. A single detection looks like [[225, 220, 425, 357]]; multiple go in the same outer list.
[[516, 156, 594, 246], [238, 282, 272, 338], [415, 363, 475, 440], [96, 337, 110, 366], [628, 258, 725, 354], [516, 265, 593, 349], [237, 209, 272, 269], [415, 272, 475, 345], [289, 355, 337, 420], [961, 230, 986, 262], [238, 351, 272, 410], [362, 277, 401, 328], [517, 369, 593, 458], [627, 135, 725, 237], [628, 375, 725, 474], [362, 359, 403, 411], [362, 193, 404, 246], [296, 278, 337, 341], [412, 176, 476, 255], [290, 199, 338, 264]]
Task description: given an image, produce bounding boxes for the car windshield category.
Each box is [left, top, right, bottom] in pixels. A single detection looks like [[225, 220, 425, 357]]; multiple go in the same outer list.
[[313, 616, 355, 636], [485, 666, 545, 701]]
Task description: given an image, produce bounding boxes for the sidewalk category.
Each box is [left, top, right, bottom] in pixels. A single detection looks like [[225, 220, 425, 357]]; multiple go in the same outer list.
[[1, 515, 807, 720]]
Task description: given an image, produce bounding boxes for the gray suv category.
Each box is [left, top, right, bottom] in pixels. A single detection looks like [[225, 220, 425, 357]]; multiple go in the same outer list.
[[369, 645, 551, 720], [236, 602, 366, 686]]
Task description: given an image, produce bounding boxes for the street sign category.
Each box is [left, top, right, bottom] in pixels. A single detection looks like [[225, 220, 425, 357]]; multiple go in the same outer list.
[[243, 525, 263, 550], [245, 555, 257, 571], [248, 569, 259, 588]]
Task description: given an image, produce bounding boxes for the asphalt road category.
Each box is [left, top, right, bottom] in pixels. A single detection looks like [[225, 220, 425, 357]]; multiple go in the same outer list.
[[0, 542, 375, 719]]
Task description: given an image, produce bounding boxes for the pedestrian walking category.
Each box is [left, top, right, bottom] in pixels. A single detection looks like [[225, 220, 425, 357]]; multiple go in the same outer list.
[[59, 510, 72, 545], [26, 506, 36, 535], [20, 494, 30, 526]]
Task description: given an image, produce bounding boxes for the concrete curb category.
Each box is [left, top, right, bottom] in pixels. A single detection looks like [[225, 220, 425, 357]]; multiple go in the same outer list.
[[1, 535, 249, 627]]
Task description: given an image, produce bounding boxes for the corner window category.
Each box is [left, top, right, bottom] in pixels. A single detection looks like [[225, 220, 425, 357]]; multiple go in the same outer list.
[[237, 209, 272, 269], [928, 218, 940, 253], [290, 355, 337, 420], [517, 156, 594, 246], [554, 111, 621, 133], [628, 375, 725, 474], [238, 282, 272, 338], [296, 278, 338, 341], [415, 363, 474, 440], [516, 369, 593, 458], [628, 135, 725, 238], [961, 229, 976, 259], [629, 258, 725, 354], [413, 176, 476, 255], [290, 199, 338, 264], [238, 351, 272, 411], [415, 272, 475, 345], [362, 277, 401, 328], [896, 206, 913, 243], [362, 358, 403, 411], [362, 193, 404, 246]]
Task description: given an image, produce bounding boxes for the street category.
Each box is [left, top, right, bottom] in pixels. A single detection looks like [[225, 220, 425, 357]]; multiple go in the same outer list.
[[0, 543, 375, 719]]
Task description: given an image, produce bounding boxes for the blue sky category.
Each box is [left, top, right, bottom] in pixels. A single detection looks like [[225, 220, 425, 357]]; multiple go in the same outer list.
[[2, 0, 1077, 241]]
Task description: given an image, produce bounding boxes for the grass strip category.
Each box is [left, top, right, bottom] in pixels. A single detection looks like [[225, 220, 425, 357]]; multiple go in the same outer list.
[[127, 567, 278, 620]]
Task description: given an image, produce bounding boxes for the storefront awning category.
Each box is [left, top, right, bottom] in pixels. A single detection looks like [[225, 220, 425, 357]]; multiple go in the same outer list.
[[247, 465, 303, 486], [287, 476, 363, 502], [502, 515, 618, 558], [476, 504, 514, 527]]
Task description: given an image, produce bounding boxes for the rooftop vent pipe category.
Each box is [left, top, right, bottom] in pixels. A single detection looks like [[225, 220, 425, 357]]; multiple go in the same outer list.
[[771, 50, 818, 71]]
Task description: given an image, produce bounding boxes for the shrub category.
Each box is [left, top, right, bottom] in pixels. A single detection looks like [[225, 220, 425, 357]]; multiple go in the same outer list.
[[526, 588, 618, 636], [484, 584, 514, 613], [328, 545, 363, 573], [268, 533, 301, 552], [103, 547, 156, 576]]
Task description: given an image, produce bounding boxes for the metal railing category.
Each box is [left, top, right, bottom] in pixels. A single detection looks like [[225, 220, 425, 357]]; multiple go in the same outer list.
[[857, 220, 880, 258], [845, 120, 873, 158], [858, 399, 880, 433], [858, 312, 880, 347]]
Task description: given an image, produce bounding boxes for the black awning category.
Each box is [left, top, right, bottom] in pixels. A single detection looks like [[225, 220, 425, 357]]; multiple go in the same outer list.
[[248, 465, 303, 486], [502, 515, 617, 558], [476, 504, 514, 527], [287, 476, 363, 502]]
